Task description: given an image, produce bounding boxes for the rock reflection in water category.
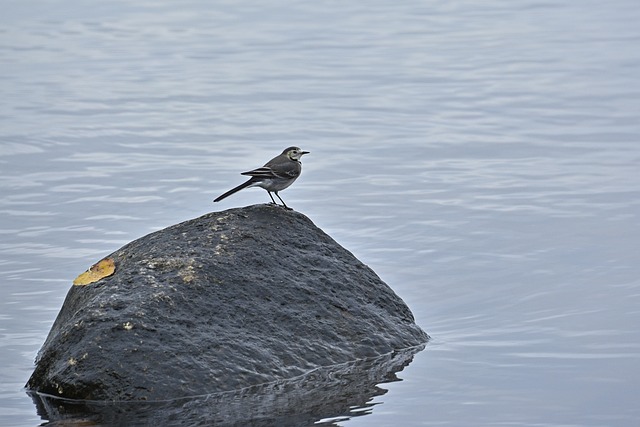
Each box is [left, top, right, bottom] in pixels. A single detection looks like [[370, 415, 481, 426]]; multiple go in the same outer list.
[[29, 345, 424, 426]]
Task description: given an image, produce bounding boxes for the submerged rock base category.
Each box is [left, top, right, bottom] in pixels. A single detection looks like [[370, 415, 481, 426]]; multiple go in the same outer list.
[[30, 345, 424, 426], [27, 204, 428, 401]]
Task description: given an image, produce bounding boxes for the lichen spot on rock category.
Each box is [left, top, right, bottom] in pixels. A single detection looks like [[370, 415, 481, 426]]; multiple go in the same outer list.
[[73, 257, 116, 286]]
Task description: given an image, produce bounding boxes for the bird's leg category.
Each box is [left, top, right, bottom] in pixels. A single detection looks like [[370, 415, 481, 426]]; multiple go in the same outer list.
[[267, 191, 277, 205], [274, 192, 291, 210]]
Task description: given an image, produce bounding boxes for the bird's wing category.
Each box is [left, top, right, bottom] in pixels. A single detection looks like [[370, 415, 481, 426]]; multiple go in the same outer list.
[[241, 158, 301, 179], [240, 166, 280, 178], [273, 160, 301, 179]]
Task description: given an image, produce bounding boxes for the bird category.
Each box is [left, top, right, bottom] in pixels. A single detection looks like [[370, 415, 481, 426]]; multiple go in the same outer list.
[[213, 147, 310, 210]]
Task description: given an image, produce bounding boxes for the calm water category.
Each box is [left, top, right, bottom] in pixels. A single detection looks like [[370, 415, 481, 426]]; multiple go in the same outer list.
[[2, 0, 640, 425]]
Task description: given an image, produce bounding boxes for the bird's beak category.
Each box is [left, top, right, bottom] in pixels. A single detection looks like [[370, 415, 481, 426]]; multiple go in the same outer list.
[[301, 151, 310, 155]]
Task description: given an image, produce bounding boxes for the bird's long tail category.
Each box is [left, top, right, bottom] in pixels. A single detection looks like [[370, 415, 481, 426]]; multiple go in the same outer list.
[[213, 179, 254, 202]]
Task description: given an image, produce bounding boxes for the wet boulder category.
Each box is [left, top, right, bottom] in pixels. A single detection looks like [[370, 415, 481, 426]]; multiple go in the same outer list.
[[26, 204, 428, 401]]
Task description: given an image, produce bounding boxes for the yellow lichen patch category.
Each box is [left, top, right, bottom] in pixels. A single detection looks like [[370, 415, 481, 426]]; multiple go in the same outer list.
[[68, 357, 77, 366], [73, 257, 116, 286], [180, 266, 195, 283], [214, 233, 229, 255], [123, 322, 134, 331], [178, 260, 197, 283]]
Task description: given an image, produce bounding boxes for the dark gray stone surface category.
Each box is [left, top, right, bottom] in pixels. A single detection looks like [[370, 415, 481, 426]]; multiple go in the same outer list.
[[26, 205, 428, 401]]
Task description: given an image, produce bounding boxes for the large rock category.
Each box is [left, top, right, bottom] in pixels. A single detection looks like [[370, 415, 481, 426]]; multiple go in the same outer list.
[[27, 205, 428, 401]]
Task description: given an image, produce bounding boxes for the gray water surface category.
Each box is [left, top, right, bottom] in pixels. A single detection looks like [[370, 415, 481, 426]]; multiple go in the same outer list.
[[2, 1, 640, 426]]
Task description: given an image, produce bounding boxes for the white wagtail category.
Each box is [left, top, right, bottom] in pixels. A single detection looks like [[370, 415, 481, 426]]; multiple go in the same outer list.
[[213, 147, 310, 209]]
